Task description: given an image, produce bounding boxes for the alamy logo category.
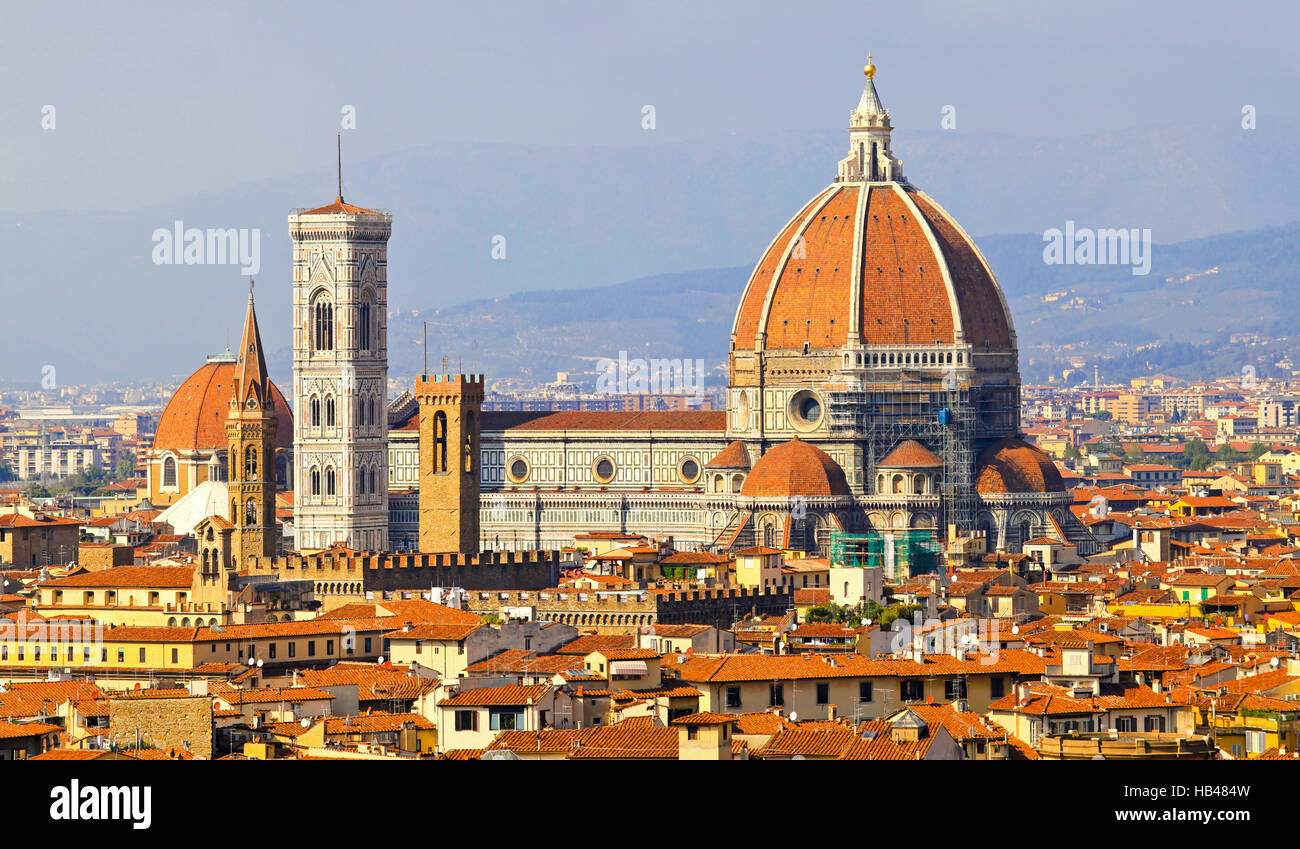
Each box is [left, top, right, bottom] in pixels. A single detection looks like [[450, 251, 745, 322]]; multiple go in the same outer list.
[[151, 221, 261, 276], [595, 351, 706, 398], [1042, 221, 1151, 276], [49, 780, 151, 830]]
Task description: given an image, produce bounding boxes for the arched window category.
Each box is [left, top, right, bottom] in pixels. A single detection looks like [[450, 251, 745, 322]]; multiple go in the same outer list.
[[463, 411, 475, 473], [310, 395, 321, 427], [245, 499, 256, 525], [310, 467, 321, 496], [244, 446, 257, 480], [369, 467, 377, 494], [325, 396, 335, 427], [275, 454, 287, 488], [162, 456, 177, 487], [325, 467, 336, 496], [313, 299, 334, 351], [433, 410, 448, 473], [359, 296, 373, 351], [368, 398, 377, 429]]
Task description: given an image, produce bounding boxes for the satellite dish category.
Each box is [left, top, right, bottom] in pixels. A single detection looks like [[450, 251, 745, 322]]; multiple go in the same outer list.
[[300, 718, 311, 728], [1272, 657, 1281, 668], [789, 623, 798, 632], [1011, 625, 1020, 634], [378, 656, 385, 664], [256, 659, 263, 668], [792, 755, 806, 761], [789, 712, 798, 722]]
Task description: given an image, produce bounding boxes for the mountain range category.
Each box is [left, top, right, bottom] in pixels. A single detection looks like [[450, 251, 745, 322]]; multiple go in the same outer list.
[[2, 119, 1297, 387]]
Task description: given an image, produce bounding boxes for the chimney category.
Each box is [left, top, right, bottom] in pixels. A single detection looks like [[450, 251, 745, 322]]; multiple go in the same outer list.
[[1017, 682, 1030, 705]]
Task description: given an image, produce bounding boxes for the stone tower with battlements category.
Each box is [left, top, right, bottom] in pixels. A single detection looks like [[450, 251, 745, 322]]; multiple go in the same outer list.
[[416, 374, 483, 555]]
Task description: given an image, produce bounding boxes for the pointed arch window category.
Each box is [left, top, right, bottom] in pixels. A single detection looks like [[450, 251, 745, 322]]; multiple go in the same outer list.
[[310, 395, 321, 428], [313, 299, 334, 351], [245, 499, 256, 525], [369, 467, 377, 495], [359, 296, 373, 351], [433, 411, 448, 474], [325, 466, 336, 496], [310, 467, 321, 496], [325, 396, 335, 427], [463, 411, 475, 474], [244, 446, 258, 480]]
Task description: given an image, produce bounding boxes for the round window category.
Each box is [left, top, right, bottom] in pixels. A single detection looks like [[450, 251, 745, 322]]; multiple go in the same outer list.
[[508, 457, 529, 482], [788, 390, 824, 430], [679, 457, 700, 483], [594, 457, 616, 483]]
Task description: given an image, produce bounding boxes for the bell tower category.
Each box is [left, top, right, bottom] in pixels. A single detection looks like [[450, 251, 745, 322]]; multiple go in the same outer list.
[[288, 159, 392, 552], [416, 373, 483, 555], [227, 283, 279, 567]]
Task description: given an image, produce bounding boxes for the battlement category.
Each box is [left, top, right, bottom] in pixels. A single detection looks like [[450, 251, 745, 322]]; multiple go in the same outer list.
[[415, 373, 484, 394], [246, 548, 562, 593], [251, 548, 560, 573]]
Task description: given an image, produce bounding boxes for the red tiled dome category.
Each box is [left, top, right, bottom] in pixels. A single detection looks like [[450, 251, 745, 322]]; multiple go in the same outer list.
[[732, 182, 1013, 354], [706, 440, 751, 469], [975, 438, 1065, 494], [154, 361, 293, 454], [878, 439, 943, 469], [740, 438, 850, 498]]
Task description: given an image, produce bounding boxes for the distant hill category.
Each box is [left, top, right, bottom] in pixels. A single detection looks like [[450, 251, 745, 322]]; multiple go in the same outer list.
[[2, 119, 1298, 384], [380, 220, 1300, 392]]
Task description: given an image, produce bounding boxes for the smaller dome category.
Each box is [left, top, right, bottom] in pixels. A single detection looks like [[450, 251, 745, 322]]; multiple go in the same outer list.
[[878, 440, 943, 469], [976, 438, 1065, 494], [706, 441, 751, 469], [741, 438, 850, 498]]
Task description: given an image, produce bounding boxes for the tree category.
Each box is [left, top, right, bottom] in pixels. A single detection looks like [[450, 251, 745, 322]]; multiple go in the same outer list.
[[23, 481, 52, 499], [115, 450, 137, 481]]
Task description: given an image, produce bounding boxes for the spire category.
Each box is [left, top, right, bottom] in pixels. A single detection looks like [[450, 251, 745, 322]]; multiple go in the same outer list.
[[837, 51, 904, 183], [854, 53, 886, 120], [233, 279, 270, 408], [336, 132, 343, 202]]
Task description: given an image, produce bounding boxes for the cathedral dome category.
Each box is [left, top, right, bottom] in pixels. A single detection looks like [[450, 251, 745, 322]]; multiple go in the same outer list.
[[730, 61, 1014, 358], [975, 438, 1065, 495], [154, 360, 293, 454], [741, 438, 850, 498]]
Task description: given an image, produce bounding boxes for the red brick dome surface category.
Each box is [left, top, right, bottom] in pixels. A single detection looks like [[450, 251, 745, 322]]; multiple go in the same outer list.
[[154, 361, 293, 453], [732, 182, 1012, 352], [740, 438, 850, 498], [975, 438, 1065, 494]]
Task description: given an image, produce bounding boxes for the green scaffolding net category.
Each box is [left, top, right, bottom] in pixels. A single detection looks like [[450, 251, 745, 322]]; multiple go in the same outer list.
[[828, 529, 941, 582]]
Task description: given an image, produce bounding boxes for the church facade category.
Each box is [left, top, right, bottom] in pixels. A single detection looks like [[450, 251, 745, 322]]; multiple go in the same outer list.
[[385, 58, 1093, 558]]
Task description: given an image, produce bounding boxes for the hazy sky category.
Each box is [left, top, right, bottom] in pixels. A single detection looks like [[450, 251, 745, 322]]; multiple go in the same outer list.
[[3, 0, 1298, 212]]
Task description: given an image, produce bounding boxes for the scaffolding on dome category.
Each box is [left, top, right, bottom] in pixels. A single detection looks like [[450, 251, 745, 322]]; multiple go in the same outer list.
[[825, 371, 1016, 536], [828, 529, 941, 583]]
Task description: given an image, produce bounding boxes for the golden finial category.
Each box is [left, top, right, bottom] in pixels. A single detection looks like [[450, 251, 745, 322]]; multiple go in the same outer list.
[[864, 53, 875, 79]]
